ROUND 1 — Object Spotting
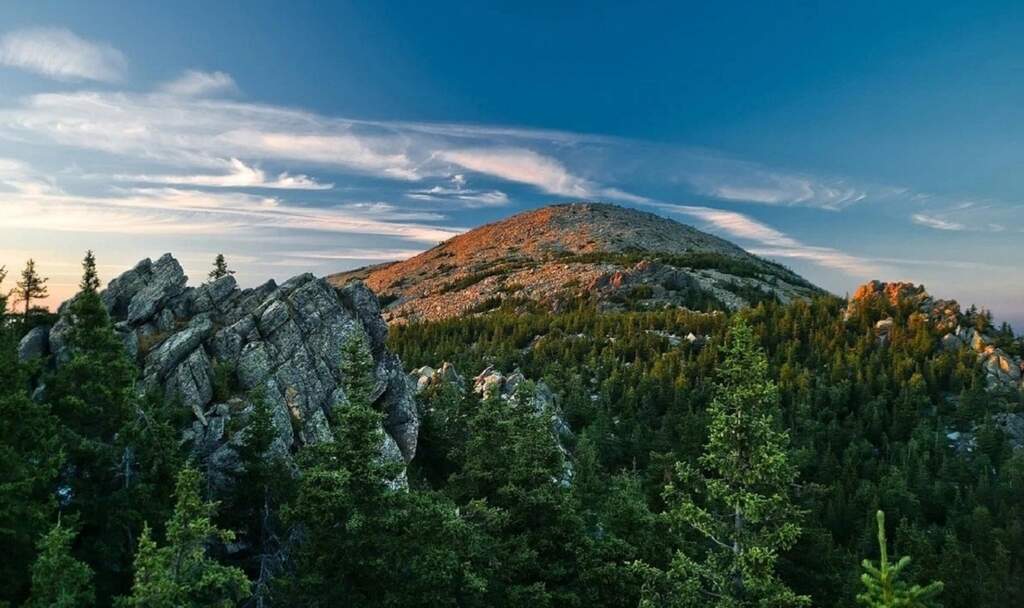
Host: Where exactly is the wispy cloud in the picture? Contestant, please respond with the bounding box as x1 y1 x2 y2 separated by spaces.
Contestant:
117 158 333 190
0 187 461 243
0 27 126 82
911 213 966 231
437 148 592 198
0 157 58 195
406 174 509 207
159 69 237 97
656 203 880 276
692 166 866 209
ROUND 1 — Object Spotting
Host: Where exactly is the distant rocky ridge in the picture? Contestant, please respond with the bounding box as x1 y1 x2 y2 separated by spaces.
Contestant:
847 280 1023 393
19 253 419 488
329 202 821 323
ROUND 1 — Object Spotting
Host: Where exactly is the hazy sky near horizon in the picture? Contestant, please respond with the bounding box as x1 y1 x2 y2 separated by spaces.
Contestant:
0 2 1021 328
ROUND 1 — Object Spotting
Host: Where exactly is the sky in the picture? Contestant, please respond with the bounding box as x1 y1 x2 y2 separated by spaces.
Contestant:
0 2 1021 329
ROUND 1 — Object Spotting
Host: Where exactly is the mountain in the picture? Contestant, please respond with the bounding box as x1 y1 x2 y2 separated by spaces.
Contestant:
328 202 820 323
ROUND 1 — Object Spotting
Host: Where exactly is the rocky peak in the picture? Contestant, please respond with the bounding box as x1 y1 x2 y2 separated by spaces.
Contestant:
21 253 419 490
329 202 821 323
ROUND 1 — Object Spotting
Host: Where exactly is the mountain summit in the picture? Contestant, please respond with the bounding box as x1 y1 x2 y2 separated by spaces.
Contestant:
329 203 819 323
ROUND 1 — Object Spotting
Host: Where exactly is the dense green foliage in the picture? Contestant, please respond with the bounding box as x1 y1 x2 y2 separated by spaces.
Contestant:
26 520 95 608
118 466 250 608
1 249 1021 606
392 295 1024 607
638 319 808 607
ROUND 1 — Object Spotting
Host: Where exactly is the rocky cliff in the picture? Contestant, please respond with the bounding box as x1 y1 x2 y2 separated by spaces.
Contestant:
329 202 820 323
21 253 419 487
847 280 1024 393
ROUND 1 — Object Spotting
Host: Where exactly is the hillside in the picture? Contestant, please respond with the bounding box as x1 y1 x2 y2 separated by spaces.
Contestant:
328 202 820 323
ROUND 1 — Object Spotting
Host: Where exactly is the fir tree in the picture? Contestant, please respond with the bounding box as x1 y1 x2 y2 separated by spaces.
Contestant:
339 329 376 412
646 317 809 607
13 258 49 315
118 466 250 608
26 520 95 608
0 264 7 312
80 250 100 293
208 254 235 282
222 391 294 607
44 252 165 600
857 511 943 608
0 323 62 605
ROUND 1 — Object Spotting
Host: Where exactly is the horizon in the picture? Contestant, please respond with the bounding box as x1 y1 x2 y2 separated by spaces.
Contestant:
0 2 1021 330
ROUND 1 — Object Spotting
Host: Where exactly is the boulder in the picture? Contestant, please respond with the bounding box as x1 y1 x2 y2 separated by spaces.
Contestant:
17 325 50 361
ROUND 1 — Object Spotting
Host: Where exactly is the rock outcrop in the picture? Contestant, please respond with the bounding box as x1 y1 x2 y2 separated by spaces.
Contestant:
24 253 419 489
411 363 575 482
847 280 1023 393
941 325 1023 390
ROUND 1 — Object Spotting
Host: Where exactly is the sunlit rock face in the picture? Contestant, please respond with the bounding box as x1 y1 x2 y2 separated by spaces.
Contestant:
23 253 419 491
846 280 1023 393
328 202 821 324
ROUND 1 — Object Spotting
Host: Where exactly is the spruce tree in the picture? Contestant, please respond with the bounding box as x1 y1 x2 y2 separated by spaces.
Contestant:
0 306 62 605
857 511 943 608
0 264 7 312
222 391 294 606
26 520 95 608
80 250 100 293
118 466 250 608
282 333 484 606
44 251 165 600
208 254 234 282
647 317 808 607
13 258 49 315
339 329 375 411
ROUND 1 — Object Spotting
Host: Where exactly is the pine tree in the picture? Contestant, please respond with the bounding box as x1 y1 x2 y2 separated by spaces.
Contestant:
281 332 485 606
118 466 250 608
80 250 100 293
857 511 943 608
222 391 294 606
44 251 170 601
0 320 62 605
0 264 7 313
208 254 234 282
339 329 376 412
13 258 49 315
646 317 809 607
26 520 95 608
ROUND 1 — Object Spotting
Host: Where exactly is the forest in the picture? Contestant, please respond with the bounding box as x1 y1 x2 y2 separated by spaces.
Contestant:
1 255 1021 607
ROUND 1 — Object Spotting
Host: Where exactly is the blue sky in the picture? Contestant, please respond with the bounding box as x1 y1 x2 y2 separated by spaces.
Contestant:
0 2 1021 328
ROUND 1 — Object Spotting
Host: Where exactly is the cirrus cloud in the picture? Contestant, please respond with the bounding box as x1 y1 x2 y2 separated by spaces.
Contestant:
0 27 126 82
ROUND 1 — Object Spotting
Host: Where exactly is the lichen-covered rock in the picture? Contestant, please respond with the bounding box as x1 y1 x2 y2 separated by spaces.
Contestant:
40 253 419 492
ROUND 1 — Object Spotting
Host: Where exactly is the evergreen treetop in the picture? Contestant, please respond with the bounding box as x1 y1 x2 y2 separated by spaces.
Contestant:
81 250 101 293
208 254 235 282
26 520 95 608
13 258 48 315
857 510 943 608
118 466 250 608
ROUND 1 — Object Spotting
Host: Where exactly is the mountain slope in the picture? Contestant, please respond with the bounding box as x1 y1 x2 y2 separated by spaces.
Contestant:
328 202 820 323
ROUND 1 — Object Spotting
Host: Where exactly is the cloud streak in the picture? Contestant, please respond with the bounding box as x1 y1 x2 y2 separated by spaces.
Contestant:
0 27 126 82
656 203 880 276
117 158 333 190
159 69 237 97
0 187 462 243
912 213 966 231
